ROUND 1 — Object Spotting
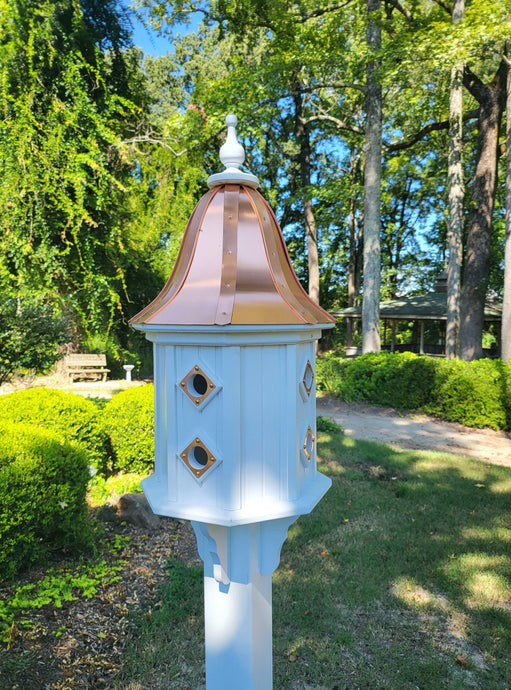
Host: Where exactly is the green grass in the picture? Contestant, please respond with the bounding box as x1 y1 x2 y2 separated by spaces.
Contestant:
88 471 147 507
116 431 511 689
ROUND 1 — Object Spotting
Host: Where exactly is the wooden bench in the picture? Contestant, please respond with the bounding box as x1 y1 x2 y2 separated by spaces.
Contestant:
64 354 110 383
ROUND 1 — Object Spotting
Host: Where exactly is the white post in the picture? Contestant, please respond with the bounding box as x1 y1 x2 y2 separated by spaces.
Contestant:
203 572 272 688
192 517 296 689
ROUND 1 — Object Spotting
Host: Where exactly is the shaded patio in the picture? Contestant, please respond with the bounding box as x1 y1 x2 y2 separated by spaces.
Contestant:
332 286 502 358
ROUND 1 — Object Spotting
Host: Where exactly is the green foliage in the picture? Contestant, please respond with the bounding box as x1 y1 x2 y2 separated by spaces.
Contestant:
426 358 508 431
0 297 69 384
101 384 154 473
316 415 343 434
0 388 109 472
317 351 437 410
0 1 169 365
316 352 350 394
317 352 510 431
0 535 128 645
88 472 146 507
341 352 438 409
0 422 94 581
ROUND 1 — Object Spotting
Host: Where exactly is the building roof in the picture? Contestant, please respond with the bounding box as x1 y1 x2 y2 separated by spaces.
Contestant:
332 293 502 321
130 116 335 328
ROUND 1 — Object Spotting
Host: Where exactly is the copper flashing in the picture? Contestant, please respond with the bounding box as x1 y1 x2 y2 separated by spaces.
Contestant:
130 184 335 327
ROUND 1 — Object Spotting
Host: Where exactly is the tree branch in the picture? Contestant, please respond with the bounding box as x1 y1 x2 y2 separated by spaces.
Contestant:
385 108 479 151
300 0 356 22
120 132 188 157
384 0 413 23
463 64 490 103
302 113 364 135
298 81 367 95
431 0 452 14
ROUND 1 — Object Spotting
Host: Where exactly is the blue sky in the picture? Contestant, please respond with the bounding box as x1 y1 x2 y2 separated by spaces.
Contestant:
130 14 171 56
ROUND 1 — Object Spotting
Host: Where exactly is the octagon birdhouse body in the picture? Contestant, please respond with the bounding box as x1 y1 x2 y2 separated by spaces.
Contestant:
131 115 335 527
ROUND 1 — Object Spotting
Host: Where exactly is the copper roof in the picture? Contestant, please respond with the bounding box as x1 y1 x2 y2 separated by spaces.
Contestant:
131 183 335 327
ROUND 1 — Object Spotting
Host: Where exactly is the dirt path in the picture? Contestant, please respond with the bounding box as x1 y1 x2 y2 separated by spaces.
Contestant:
317 395 511 468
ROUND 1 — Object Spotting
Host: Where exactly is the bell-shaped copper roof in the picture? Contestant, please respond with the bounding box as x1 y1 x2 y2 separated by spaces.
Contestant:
131 116 335 327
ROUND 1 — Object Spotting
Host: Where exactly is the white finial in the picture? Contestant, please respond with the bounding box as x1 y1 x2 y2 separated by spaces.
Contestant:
207 114 259 189
220 115 245 170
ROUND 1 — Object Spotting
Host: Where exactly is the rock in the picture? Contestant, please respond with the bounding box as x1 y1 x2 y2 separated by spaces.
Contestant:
104 492 160 531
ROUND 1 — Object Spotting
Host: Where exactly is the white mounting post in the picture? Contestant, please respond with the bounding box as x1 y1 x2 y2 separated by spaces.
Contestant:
192 517 297 689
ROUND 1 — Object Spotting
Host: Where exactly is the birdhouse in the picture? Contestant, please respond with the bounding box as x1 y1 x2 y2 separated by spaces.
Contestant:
131 115 335 527
131 115 336 689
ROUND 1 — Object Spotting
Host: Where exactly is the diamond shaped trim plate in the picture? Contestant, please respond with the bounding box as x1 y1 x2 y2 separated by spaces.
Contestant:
302 360 314 397
179 365 216 407
180 437 216 479
303 426 315 462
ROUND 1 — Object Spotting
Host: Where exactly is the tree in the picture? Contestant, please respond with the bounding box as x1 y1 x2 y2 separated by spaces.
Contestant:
0 0 167 363
362 0 382 353
0 297 69 384
446 0 464 359
459 59 507 360
502 50 511 362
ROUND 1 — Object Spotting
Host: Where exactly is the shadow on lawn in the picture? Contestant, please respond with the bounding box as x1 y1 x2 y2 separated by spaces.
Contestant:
271 431 511 690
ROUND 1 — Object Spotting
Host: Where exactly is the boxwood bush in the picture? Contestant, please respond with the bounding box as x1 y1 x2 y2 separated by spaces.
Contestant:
317 351 511 431
0 422 94 580
317 351 437 410
0 388 109 473
425 358 508 431
101 384 154 474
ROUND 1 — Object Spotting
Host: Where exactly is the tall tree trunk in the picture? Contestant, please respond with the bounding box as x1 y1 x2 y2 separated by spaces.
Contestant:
362 0 382 354
446 0 464 359
347 148 362 348
460 62 506 360
294 89 320 304
502 54 511 362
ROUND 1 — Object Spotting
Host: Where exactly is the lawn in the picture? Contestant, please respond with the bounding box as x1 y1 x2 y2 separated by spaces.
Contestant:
115 427 511 689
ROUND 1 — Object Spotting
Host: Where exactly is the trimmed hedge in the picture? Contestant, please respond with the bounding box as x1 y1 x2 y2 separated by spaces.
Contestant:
424 358 508 431
0 422 94 580
317 351 436 410
101 384 154 474
317 352 511 431
0 389 109 473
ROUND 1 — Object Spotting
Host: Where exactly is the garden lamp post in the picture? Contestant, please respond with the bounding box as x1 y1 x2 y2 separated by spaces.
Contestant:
130 114 335 689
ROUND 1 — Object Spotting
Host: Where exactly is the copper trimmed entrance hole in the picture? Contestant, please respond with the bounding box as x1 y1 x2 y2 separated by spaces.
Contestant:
302 360 314 397
303 426 315 462
180 365 216 406
180 437 216 478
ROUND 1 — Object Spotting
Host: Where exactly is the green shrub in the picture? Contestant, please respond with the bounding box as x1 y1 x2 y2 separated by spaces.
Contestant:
101 384 154 473
343 352 437 409
317 352 509 431
320 351 437 410
316 353 349 395
0 296 69 385
0 389 109 473
0 422 94 580
426 358 507 430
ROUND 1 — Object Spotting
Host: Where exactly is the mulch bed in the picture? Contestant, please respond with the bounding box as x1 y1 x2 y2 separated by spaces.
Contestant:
0 513 201 690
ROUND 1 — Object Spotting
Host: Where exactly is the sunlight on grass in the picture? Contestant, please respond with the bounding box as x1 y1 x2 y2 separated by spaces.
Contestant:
392 577 450 612
488 477 511 494
88 471 149 506
462 526 511 542
443 553 511 610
